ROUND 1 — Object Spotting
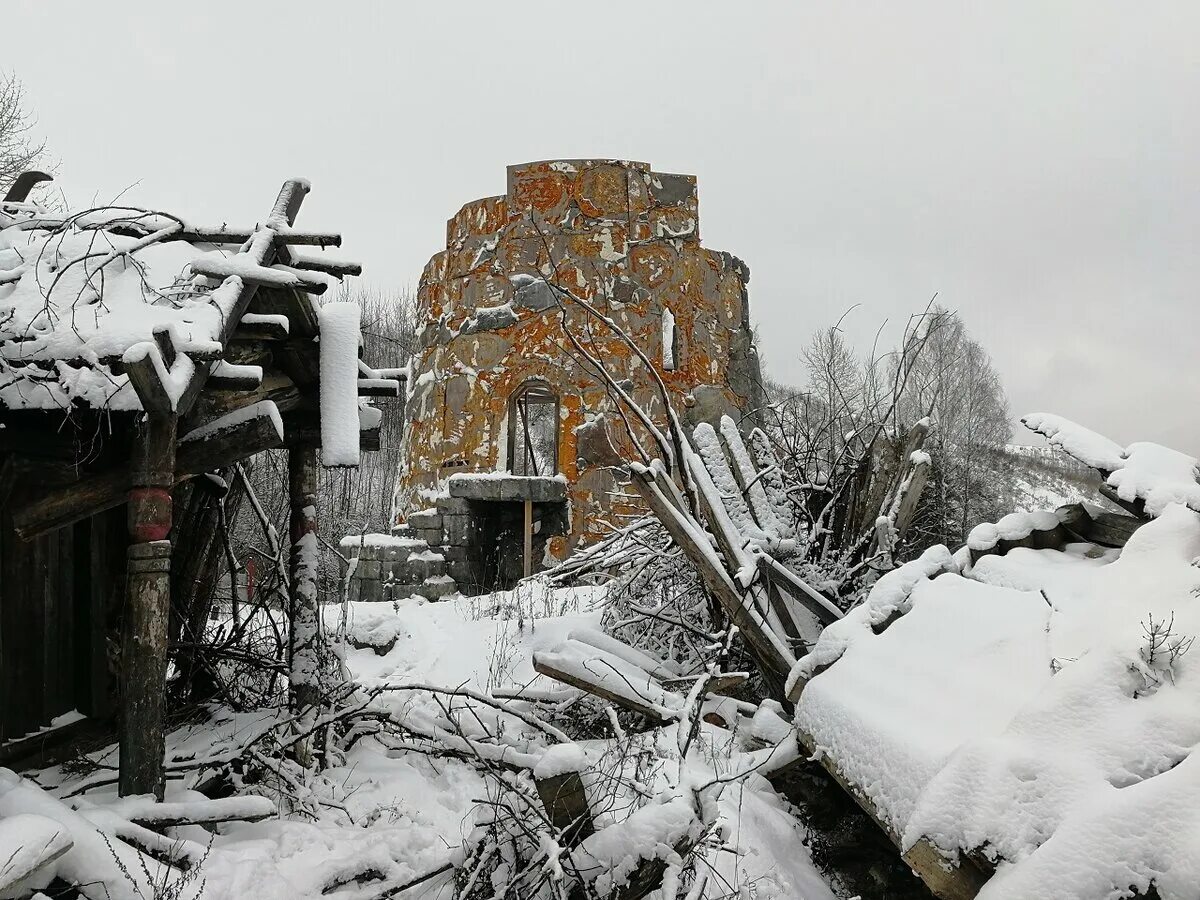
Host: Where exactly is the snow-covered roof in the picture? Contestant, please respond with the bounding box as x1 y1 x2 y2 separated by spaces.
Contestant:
0 184 340 412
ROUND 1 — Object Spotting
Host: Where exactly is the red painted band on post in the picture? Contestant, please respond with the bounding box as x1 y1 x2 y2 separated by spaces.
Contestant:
129 487 172 542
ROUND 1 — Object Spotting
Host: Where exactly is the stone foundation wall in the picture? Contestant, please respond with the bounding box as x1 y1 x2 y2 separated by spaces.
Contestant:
396 158 762 569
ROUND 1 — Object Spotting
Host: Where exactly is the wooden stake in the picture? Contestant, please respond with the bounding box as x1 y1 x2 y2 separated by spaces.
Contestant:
523 499 533 579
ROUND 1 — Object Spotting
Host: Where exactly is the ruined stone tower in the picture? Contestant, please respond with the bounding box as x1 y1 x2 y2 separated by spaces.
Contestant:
395 158 761 591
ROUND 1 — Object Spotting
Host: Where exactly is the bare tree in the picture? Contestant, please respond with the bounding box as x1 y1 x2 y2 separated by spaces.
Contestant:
896 306 1012 548
0 73 49 191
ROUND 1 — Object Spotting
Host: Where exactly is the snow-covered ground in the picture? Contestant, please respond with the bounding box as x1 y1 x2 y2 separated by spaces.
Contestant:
18 584 837 900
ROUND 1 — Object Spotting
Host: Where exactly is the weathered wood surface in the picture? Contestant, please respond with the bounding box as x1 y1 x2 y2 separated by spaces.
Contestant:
120 405 177 799
120 539 173 799
1058 503 1143 548
533 650 673 723
117 795 277 829
189 258 329 295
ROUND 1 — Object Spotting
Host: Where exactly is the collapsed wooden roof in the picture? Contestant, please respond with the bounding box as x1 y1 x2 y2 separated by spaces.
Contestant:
0 176 404 539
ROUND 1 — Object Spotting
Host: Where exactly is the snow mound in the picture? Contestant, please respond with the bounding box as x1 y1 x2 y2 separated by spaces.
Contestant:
797 503 1200 898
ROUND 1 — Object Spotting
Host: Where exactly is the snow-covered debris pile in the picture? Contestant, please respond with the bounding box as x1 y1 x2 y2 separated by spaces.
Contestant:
1023 412 1200 516
795 495 1200 898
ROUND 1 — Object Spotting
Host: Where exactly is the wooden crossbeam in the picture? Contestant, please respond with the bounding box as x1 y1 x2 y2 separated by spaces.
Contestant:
175 179 312 419
207 361 263 392
189 258 329 295
357 378 402 397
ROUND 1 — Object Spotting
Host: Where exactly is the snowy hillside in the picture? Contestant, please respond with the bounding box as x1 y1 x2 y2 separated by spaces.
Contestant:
988 444 1101 513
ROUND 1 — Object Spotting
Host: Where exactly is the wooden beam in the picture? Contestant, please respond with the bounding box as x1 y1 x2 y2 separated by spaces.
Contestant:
630 464 793 696
1057 503 1143 548
232 316 290 341
12 404 286 539
523 499 534 579
534 768 594 848
207 361 263 392
1097 482 1147 519
175 178 311 419
124 341 174 417
288 253 362 278
532 652 670 723
200 371 304 420
2 170 52 203
796 727 990 899
357 378 402 398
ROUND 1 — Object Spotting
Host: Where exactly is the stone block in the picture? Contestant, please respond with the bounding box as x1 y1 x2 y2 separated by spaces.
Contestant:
412 526 444 548
448 476 502 501
394 554 446 582
355 559 381 580
358 578 385 603
436 497 473 515
418 575 458 601
443 513 473 546
406 509 441 529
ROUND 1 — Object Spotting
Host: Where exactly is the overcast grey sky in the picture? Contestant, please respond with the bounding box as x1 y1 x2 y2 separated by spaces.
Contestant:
6 2 1198 448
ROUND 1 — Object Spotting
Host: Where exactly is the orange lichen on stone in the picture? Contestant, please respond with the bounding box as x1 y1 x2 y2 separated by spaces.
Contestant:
397 159 761 585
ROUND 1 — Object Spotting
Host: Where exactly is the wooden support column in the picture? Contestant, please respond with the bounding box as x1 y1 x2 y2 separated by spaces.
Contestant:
119 412 176 799
288 443 323 765
523 499 533 579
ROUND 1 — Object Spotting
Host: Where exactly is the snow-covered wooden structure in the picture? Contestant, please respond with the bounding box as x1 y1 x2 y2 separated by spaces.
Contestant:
789 413 1200 899
0 175 397 796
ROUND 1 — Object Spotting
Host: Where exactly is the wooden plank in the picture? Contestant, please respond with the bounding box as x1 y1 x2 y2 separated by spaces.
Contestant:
532 650 674 724
288 254 362 277
357 378 402 398
200 371 303 420
0 814 73 894
630 464 793 696
1097 482 1147 519
189 258 329 295
658 672 749 695
231 318 290 341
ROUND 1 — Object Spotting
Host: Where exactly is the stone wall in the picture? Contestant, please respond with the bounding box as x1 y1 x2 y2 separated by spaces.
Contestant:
340 535 456 603
396 158 762 571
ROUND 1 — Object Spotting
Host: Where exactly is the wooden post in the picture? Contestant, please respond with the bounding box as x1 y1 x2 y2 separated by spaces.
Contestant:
288 443 323 765
535 769 594 848
523 499 533 579
119 413 176 799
